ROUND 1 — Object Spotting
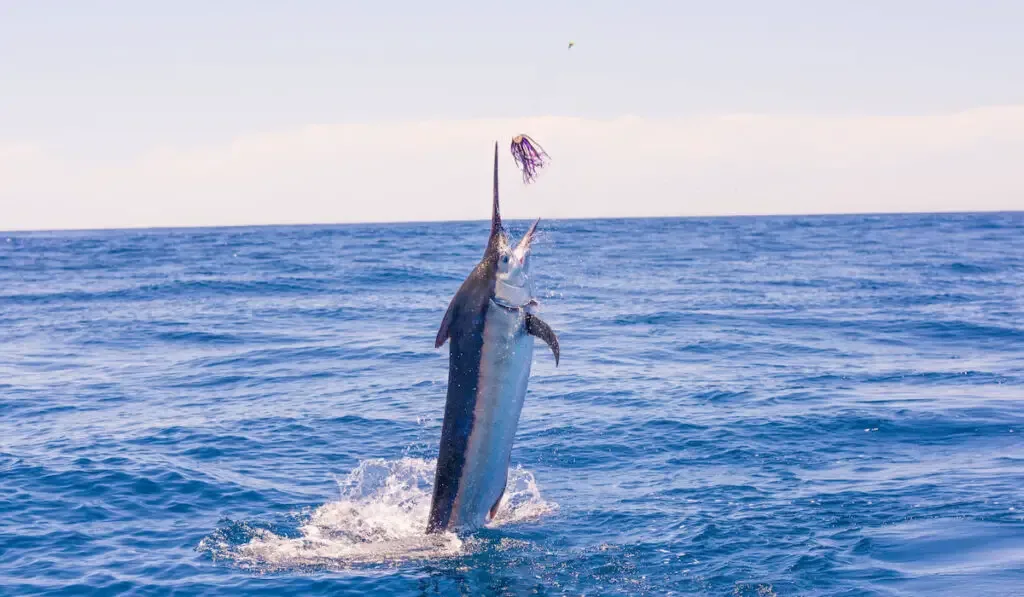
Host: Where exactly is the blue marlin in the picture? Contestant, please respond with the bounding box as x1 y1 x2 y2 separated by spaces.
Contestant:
426 142 560 533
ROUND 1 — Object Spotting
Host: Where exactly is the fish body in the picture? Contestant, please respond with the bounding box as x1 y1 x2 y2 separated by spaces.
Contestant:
426 143 559 533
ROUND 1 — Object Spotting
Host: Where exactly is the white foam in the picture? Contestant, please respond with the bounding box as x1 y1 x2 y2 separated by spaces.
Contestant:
198 457 556 570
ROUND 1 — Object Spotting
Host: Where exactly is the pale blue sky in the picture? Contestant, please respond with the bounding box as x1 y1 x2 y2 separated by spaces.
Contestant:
1 1 1023 229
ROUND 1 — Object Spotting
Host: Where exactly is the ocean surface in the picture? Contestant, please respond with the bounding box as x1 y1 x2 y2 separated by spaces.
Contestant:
1 212 1022 596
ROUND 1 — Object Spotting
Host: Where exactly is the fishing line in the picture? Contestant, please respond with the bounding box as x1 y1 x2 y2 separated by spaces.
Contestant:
507 40 575 186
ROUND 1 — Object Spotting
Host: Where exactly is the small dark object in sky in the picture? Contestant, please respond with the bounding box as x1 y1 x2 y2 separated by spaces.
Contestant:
510 135 550 184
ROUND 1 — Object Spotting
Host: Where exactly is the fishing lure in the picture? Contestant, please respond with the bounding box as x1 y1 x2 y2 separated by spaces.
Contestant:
509 134 550 184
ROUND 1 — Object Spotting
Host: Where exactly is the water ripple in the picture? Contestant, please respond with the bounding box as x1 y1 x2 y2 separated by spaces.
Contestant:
1 213 1022 595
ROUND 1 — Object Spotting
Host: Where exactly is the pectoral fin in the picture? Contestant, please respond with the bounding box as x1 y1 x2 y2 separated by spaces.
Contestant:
525 313 560 366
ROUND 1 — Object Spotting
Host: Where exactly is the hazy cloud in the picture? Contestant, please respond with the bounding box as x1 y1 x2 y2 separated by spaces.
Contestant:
2 106 1023 231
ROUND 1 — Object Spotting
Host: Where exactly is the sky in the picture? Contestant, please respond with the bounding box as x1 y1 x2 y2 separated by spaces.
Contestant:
1 0 1023 231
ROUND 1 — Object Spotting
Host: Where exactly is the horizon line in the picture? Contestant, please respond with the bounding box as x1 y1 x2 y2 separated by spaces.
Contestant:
3 207 1019 236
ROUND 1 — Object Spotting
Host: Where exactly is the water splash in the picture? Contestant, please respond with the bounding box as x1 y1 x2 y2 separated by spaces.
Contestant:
197 457 556 571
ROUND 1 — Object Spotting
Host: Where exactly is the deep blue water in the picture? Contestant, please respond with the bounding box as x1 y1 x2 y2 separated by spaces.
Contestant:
1 213 1023 596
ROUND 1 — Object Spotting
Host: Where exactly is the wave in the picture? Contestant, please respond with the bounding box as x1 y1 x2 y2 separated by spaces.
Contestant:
197 457 556 572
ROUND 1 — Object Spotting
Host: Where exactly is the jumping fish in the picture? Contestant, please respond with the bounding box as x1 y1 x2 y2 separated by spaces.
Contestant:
426 142 560 533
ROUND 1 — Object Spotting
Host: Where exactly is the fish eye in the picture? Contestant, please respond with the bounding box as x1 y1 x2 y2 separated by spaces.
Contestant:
501 255 510 264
